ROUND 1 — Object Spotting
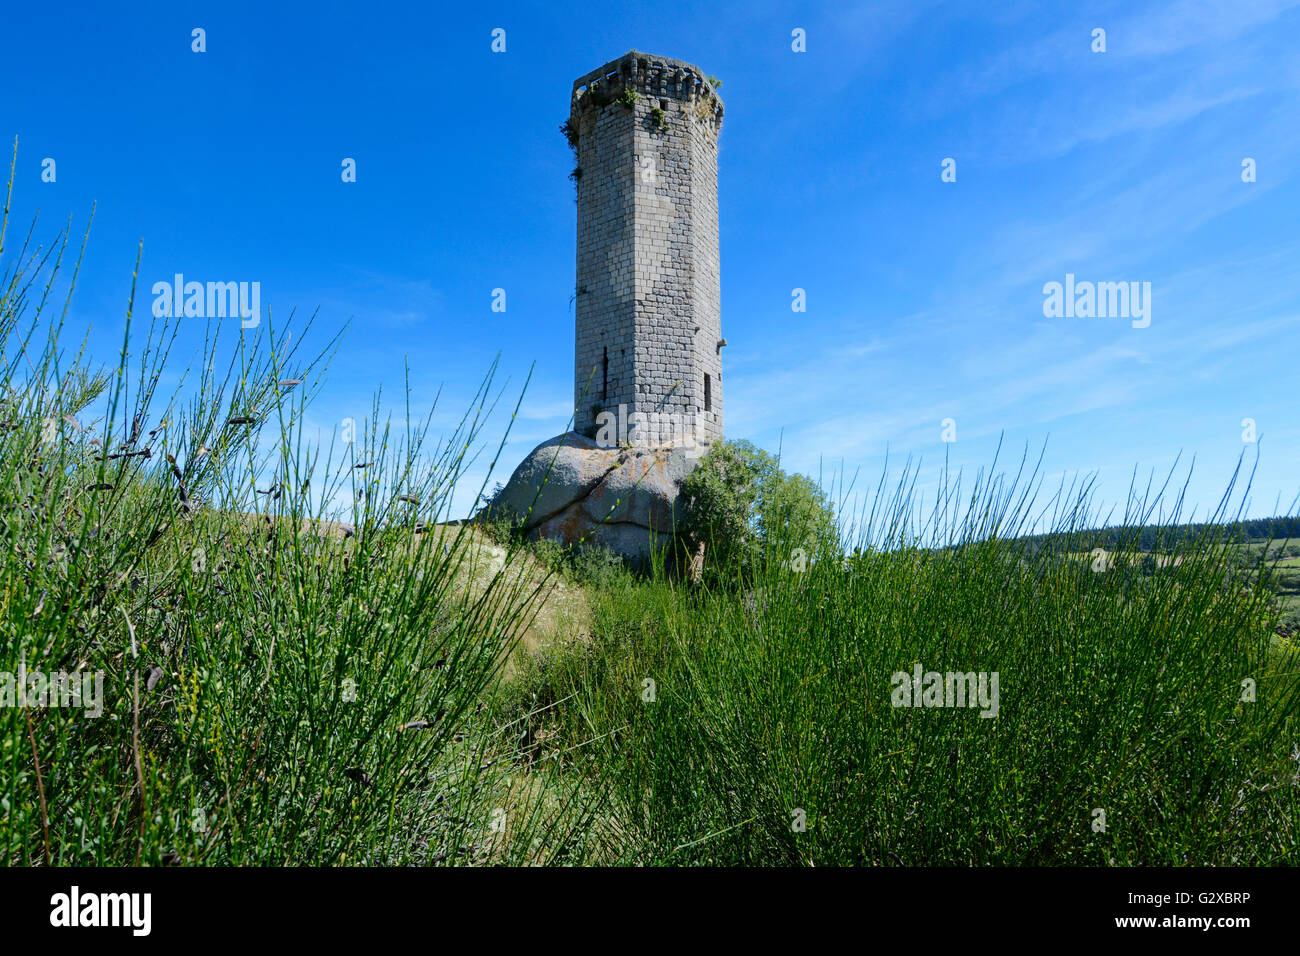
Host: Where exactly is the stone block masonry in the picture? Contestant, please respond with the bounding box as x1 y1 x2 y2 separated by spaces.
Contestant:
570 51 724 444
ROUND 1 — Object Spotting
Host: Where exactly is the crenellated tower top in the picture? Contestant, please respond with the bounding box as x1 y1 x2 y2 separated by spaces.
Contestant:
570 50 724 134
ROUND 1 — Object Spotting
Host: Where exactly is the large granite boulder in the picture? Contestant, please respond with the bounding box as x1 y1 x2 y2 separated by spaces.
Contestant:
489 432 705 564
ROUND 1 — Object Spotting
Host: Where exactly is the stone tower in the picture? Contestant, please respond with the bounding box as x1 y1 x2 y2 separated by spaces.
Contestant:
569 51 724 446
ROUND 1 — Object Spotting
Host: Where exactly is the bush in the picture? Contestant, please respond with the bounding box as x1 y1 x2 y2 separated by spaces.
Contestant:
524 538 629 589
567 544 629 588
680 439 836 582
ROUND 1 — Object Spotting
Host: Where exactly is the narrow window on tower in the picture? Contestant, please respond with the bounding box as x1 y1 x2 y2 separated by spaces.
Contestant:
704 373 712 411
602 348 608 401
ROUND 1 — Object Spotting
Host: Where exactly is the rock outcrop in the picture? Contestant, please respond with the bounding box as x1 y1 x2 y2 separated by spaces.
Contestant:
489 432 704 564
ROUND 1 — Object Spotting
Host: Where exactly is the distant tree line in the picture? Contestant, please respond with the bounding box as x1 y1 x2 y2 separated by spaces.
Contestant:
1020 515 1300 554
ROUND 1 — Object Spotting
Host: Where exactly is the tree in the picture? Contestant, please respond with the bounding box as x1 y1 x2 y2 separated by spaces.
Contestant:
680 439 836 581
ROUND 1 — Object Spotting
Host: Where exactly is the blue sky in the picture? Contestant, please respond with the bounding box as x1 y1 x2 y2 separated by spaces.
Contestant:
4 0 1298 525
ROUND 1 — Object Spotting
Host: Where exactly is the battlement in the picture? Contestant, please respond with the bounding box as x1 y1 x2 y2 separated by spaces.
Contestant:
570 50 724 128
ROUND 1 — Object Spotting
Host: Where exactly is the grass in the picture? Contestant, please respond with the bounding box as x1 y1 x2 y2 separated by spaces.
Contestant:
498 465 1300 865
0 153 602 866
3 151 1297 866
